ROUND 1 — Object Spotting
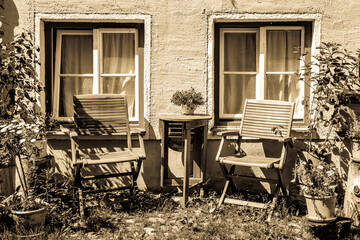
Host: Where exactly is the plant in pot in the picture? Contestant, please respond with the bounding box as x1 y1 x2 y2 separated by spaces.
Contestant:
295 156 340 222
171 87 205 115
0 31 49 235
294 42 360 222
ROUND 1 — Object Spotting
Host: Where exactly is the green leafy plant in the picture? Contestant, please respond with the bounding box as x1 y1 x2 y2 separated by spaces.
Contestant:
294 159 340 197
0 31 44 168
300 42 360 158
0 31 49 215
171 87 205 110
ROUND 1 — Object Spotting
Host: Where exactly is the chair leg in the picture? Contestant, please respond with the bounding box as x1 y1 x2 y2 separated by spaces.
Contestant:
218 164 237 207
78 187 84 218
266 184 280 222
219 163 237 193
218 179 231 207
74 165 85 217
277 169 287 197
130 160 143 195
130 161 136 195
228 165 237 193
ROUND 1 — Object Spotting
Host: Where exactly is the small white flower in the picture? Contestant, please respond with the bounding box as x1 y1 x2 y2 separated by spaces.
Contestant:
30 139 36 143
19 139 26 144
317 165 324 170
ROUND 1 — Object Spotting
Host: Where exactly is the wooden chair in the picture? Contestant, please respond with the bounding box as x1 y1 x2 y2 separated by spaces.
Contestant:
215 99 294 221
69 94 146 216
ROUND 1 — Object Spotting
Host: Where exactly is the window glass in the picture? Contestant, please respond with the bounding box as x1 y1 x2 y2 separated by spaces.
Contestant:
224 32 256 72
266 30 301 72
59 77 93 117
59 35 93 117
102 33 135 74
61 35 93 74
223 74 256 115
103 76 135 118
265 30 302 117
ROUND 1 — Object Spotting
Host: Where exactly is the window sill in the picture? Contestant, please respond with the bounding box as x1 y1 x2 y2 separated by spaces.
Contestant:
209 126 310 140
46 126 146 140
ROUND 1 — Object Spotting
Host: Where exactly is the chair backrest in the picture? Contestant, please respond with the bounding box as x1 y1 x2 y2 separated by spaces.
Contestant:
240 99 295 140
73 94 132 148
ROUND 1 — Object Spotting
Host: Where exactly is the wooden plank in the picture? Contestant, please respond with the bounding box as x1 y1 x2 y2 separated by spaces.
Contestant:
164 178 202 187
223 198 267 209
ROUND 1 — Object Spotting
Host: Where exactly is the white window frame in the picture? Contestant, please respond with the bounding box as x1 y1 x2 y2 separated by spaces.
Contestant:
53 28 139 122
219 26 305 120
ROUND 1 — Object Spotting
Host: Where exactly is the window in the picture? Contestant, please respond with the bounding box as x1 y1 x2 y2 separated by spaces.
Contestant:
218 25 307 122
53 28 139 122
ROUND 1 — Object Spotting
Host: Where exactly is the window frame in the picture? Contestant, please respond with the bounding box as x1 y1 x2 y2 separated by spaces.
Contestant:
218 25 306 122
53 28 140 122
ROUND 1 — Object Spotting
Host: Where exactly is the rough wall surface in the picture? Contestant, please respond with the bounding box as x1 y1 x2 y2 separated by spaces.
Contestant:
4 0 360 189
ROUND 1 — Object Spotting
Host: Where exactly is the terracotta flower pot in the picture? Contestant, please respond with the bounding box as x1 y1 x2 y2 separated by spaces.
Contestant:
304 194 337 223
181 105 195 115
11 206 47 229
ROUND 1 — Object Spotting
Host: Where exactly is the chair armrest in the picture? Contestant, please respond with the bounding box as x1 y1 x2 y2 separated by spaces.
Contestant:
63 129 79 165
131 128 146 136
136 131 146 160
217 130 240 137
278 137 292 143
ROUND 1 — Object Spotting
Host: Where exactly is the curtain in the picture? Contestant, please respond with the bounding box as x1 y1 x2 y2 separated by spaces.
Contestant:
102 33 135 118
223 32 256 115
266 30 302 116
60 35 93 117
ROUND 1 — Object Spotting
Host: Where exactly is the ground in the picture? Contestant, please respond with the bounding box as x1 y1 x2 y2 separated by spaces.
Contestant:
1 189 359 239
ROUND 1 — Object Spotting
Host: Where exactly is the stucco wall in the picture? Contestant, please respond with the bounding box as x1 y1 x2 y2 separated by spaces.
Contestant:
4 0 360 191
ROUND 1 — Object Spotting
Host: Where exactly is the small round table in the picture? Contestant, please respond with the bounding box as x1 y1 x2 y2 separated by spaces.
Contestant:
159 114 211 207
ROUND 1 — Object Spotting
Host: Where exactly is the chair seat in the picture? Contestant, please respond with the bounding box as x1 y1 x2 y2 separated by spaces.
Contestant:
76 150 140 166
218 155 280 169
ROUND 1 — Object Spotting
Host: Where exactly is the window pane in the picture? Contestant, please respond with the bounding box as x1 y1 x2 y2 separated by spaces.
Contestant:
102 33 135 74
265 74 303 116
223 74 256 115
102 76 135 118
61 35 93 74
59 77 93 117
266 30 301 72
224 32 256 72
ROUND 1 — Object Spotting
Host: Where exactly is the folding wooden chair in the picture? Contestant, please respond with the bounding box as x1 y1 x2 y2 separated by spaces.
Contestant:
69 94 146 216
215 99 294 221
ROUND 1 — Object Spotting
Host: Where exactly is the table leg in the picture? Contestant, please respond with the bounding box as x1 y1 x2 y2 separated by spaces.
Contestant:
183 127 191 208
200 125 208 198
160 121 168 189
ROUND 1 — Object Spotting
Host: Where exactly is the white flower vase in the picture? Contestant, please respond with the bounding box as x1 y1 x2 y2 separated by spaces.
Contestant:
181 105 195 115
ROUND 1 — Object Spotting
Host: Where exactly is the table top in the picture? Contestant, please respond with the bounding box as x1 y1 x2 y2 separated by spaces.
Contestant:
159 114 212 122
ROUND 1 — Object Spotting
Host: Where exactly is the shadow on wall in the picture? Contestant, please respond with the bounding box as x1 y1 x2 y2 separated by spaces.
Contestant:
0 0 19 43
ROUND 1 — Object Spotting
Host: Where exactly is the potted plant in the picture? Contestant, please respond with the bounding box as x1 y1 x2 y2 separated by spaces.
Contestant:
171 87 205 114
0 31 49 235
295 157 340 222
294 42 360 222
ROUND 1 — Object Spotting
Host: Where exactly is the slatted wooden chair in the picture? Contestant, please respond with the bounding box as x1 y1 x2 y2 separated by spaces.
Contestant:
215 99 294 221
69 94 146 216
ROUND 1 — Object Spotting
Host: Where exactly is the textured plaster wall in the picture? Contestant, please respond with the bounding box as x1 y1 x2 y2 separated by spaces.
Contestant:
7 0 360 190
